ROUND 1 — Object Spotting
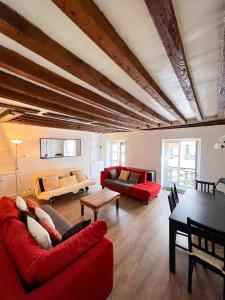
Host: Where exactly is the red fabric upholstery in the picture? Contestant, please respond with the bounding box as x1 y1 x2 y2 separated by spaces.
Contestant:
0 196 20 224
0 227 113 300
3 219 108 286
26 198 39 215
39 220 62 245
103 166 146 183
101 167 160 202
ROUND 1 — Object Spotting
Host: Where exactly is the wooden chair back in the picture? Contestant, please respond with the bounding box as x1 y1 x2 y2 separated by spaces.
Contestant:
168 189 176 213
187 217 225 268
173 183 179 203
195 180 216 194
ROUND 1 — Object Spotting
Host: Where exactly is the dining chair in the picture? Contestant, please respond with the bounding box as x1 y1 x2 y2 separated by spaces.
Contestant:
195 180 216 194
173 183 179 203
216 178 225 193
168 190 187 251
187 217 225 299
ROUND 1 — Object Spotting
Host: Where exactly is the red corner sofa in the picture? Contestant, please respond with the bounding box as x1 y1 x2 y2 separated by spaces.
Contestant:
0 197 113 300
101 166 161 204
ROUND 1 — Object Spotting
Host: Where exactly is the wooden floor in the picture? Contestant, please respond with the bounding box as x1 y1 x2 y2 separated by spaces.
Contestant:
39 187 222 300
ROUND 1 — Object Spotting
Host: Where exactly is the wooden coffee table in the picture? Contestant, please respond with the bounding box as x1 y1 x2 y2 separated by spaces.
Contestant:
80 189 120 221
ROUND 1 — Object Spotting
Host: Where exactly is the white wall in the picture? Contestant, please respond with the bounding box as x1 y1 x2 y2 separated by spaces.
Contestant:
0 123 103 196
104 125 225 184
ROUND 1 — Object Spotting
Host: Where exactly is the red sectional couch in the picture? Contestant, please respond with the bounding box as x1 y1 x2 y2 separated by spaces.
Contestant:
101 166 161 204
0 197 113 300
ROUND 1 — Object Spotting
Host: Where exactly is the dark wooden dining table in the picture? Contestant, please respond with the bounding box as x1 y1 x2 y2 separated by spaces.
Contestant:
169 189 225 273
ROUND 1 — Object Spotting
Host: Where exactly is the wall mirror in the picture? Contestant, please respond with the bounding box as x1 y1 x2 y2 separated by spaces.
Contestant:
40 138 81 159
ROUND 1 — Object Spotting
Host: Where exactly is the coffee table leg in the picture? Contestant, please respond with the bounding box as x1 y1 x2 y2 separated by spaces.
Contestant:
94 210 98 221
81 203 84 216
116 198 119 210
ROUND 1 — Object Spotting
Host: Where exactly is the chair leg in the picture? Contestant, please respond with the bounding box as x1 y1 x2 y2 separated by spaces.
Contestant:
188 257 194 293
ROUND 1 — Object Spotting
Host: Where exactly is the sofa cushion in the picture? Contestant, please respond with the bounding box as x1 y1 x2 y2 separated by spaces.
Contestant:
0 197 20 224
62 219 91 241
109 169 118 180
26 198 39 215
59 175 77 188
27 216 52 250
2 219 107 286
38 178 45 192
130 182 161 199
35 207 55 228
20 210 38 225
104 179 133 190
71 170 86 183
118 170 130 182
42 176 59 192
41 205 72 236
128 172 140 184
39 220 62 246
16 195 28 212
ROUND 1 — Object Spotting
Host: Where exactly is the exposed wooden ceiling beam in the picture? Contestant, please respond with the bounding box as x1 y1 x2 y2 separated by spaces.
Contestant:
51 0 186 123
144 0 203 121
218 27 225 115
0 2 170 124
0 71 152 128
43 112 136 131
9 114 129 133
0 45 168 125
144 118 225 131
0 108 22 122
0 87 142 129
0 102 39 114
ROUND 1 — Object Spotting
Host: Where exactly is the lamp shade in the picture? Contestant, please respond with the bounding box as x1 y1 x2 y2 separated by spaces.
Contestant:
10 139 23 145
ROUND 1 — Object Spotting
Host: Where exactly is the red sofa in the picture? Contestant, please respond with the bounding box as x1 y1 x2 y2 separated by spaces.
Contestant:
101 166 161 204
0 197 113 300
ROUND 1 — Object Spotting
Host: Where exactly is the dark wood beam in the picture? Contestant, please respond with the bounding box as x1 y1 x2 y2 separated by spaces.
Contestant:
0 45 168 125
0 87 141 129
9 114 129 133
51 0 186 123
43 112 135 131
0 102 39 114
0 2 171 124
0 71 151 128
144 118 225 131
145 0 203 121
218 27 225 115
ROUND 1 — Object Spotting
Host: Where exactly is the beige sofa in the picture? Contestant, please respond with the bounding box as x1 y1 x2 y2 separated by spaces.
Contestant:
32 168 95 201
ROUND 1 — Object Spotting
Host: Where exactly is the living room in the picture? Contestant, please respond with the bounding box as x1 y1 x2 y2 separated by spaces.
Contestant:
0 0 225 299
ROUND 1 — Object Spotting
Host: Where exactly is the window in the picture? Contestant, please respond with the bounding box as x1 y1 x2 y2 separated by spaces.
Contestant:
162 139 200 189
108 140 125 166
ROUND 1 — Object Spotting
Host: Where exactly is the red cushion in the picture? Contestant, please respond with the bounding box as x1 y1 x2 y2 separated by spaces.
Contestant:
131 182 161 199
26 198 39 215
0 197 20 224
39 220 62 245
3 219 107 286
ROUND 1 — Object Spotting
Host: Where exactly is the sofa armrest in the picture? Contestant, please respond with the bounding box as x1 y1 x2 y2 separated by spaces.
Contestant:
100 171 105 186
26 238 113 300
30 221 107 284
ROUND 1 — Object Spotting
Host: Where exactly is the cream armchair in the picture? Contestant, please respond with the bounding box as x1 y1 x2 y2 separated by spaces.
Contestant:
32 168 95 202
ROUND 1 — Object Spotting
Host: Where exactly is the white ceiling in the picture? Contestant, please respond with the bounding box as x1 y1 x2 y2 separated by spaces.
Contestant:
0 0 225 122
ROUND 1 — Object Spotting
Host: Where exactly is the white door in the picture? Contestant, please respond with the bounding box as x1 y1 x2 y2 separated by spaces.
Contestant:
163 139 198 189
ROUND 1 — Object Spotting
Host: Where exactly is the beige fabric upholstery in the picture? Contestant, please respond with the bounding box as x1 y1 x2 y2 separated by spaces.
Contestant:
119 170 130 182
189 245 224 271
32 168 95 201
42 175 59 192
59 175 77 188
71 170 86 183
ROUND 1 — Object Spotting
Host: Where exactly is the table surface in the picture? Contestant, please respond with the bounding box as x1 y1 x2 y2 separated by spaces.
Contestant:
169 189 225 232
80 189 120 208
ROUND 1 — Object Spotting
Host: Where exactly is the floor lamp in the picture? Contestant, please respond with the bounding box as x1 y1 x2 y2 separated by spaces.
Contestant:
10 139 23 195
